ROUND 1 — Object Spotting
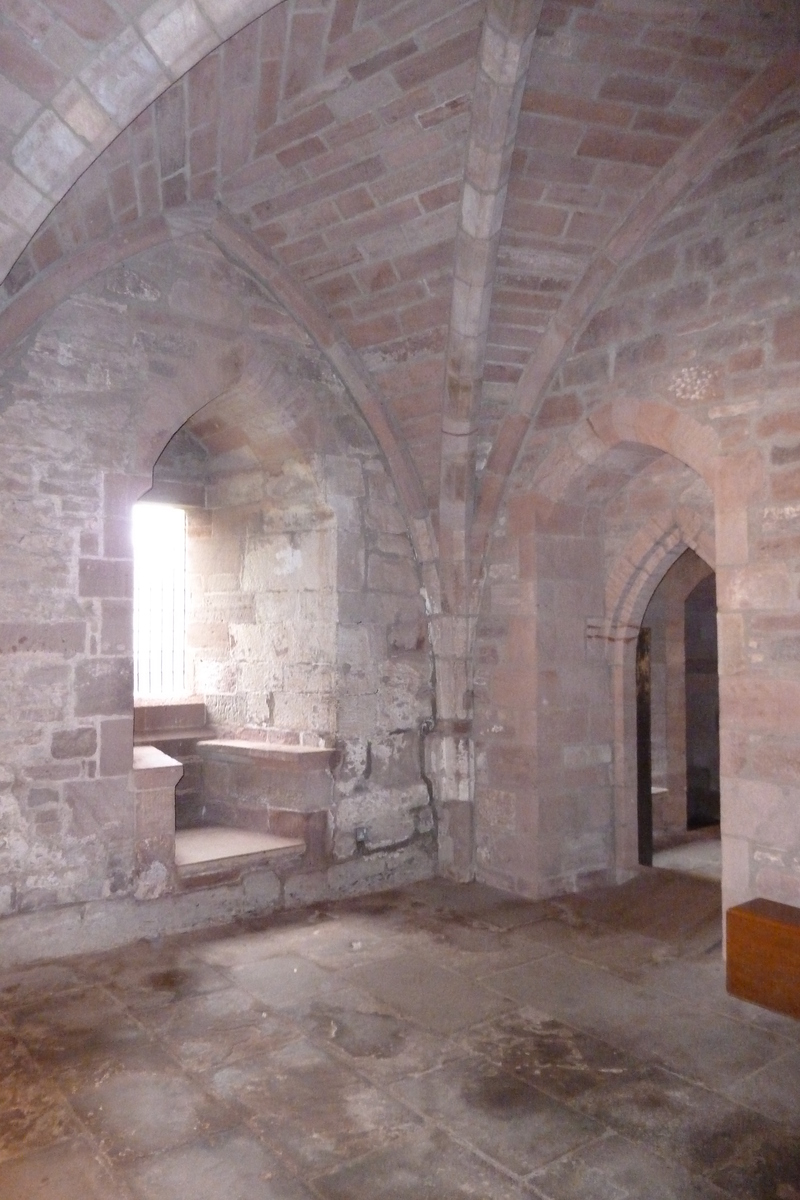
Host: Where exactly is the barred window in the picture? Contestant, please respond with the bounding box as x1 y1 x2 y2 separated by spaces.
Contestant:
132 503 187 699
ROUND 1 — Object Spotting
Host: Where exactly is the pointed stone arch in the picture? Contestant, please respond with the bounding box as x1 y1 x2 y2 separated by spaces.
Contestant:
601 512 716 876
472 49 800 575
605 508 715 638
525 397 767 901
0 206 436 582
0 0 288 284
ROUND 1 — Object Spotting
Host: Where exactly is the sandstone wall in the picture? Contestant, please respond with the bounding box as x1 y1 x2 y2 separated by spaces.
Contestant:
0 233 434 921
474 89 800 912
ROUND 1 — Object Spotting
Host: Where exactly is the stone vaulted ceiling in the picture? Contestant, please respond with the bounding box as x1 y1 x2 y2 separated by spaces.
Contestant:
1 0 800 611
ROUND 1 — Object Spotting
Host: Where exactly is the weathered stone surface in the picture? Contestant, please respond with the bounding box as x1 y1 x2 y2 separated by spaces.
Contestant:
74 658 133 717
0 0 799 961
51 727 97 760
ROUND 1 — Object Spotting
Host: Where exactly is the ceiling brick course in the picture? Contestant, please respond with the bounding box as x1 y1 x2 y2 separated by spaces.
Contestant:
0 0 797 582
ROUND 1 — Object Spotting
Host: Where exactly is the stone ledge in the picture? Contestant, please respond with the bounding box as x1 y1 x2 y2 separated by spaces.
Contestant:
134 728 209 745
131 744 184 789
175 825 306 887
175 825 305 866
133 700 207 736
197 739 340 770
0 840 436 969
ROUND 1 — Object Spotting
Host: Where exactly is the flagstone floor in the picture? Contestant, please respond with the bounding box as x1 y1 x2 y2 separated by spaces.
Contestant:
0 869 797 1199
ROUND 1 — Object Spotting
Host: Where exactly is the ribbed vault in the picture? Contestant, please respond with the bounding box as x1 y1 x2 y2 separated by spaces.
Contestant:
2 0 798 597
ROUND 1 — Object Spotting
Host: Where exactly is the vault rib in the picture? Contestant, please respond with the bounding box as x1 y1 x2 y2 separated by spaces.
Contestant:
438 0 542 615
209 209 439 596
471 47 800 579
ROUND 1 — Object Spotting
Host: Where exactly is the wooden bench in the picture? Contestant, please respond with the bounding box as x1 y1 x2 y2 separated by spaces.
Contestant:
726 897 800 1020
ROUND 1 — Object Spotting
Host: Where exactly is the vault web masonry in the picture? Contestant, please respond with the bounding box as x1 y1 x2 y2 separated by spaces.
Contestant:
0 7 798 1189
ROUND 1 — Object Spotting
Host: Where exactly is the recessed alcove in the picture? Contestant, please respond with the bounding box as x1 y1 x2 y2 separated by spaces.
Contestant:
129 322 433 887
132 419 341 877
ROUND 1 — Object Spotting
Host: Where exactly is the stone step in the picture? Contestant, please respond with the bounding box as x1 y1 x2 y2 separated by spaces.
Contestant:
175 825 305 885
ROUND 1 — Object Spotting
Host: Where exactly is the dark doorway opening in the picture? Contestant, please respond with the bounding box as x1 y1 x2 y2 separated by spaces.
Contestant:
684 573 720 829
636 626 653 867
636 550 721 879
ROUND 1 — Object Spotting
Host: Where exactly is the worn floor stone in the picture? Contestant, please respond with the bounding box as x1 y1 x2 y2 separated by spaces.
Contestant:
69 1068 239 1162
207 1036 420 1173
0 1033 79 1164
391 1056 601 1175
137 986 299 1075
227 954 353 1016
314 1126 538 1199
0 1139 135 1200
486 952 790 1090
347 951 513 1034
8 987 163 1091
461 1009 636 1102
0 875 797 1199
121 1131 317 1200
0 964 84 1007
300 993 466 1084
527 1131 728 1200
724 1049 800 1127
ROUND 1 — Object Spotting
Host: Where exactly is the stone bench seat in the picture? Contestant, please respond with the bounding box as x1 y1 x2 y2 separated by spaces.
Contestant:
190 738 334 868
196 739 338 769
134 727 210 746
175 825 305 884
129 731 334 892
196 737 338 822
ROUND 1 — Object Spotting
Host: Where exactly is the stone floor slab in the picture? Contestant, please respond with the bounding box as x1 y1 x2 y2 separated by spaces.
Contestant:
0 1138 135 1200
299 994 467 1082
634 953 800 1042
461 1007 636 1102
135 984 300 1075
0 963 84 1008
572 1062 792 1179
707 1122 800 1199
391 1056 600 1175
121 1130 317 1200
192 909 392 969
400 879 548 930
400 918 557 981
69 1067 239 1161
227 954 350 1014
0 872 797 1200
347 951 512 1034
723 1048 800 1129
0 1033 79 1164
81 942 229 1014
625 1004 791 1090
485 953 788 1089
9 986 164 1091
206 1035 421 1173
548 872 721 947
528 1131 728 1200
312 1125 538 1199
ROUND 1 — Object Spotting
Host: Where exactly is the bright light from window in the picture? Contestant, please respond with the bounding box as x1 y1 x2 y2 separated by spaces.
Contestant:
133 503 187 699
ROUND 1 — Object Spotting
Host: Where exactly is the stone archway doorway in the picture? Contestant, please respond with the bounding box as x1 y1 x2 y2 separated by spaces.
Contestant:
636 549 721 880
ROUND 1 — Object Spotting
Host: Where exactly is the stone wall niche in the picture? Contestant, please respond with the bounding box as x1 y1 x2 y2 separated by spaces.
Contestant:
0 233 434 944
140 360 435 898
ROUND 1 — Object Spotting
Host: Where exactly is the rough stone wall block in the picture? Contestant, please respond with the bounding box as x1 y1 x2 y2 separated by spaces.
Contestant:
130 744 181 898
